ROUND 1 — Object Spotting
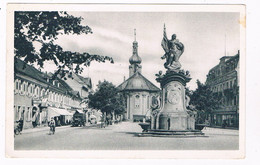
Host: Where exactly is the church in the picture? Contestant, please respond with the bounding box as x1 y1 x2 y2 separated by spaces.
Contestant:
117 30 160 121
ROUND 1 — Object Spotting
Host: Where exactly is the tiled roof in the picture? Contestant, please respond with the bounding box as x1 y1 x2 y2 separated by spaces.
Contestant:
77 74 92 88
117 72 160 92
14 58 80 98
14 58 46 83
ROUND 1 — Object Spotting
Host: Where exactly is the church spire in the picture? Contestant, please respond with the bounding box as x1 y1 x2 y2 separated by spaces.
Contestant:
134 28 136 41
129 29 142 65
129 29 142 77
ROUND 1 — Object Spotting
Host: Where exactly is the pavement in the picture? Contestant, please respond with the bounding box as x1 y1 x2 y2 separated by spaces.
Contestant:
14 121 239 150
21 123 100 134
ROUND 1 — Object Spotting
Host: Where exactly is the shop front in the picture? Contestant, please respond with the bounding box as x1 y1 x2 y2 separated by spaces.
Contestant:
48 107 73 126
211 111 238 128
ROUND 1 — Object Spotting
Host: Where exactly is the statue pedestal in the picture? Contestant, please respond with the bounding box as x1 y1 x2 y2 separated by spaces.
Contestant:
156 71 194 131
159 112 188 130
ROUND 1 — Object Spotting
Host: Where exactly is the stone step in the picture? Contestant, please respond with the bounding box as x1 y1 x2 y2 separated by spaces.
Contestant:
139 131 205 136
148 129 202 133
136 133 208 138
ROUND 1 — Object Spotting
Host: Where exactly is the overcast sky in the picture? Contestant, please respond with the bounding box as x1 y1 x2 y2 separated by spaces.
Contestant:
43 12 240 90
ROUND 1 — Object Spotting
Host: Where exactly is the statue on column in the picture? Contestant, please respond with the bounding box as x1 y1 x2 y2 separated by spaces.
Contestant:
161 24 185 72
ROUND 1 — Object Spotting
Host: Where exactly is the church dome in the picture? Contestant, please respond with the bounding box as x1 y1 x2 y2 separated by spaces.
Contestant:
129 29 142 65
129 53 142 64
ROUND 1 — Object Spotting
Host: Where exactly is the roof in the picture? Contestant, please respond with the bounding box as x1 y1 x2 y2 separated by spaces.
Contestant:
14 58 81 98
14 58 46 83
209 53 239 73
77 74 92 88
117 72 160 92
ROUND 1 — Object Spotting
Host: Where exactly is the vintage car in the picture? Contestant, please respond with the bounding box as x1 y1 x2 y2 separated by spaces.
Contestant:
72 110 86 127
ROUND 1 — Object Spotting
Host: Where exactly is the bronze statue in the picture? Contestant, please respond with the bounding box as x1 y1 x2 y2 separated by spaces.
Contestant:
161 24 184 72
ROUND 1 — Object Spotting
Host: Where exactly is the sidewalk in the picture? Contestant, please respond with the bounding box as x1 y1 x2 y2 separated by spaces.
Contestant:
208 126 239 130
202 127 239 136
21 125 72 134
21 123 103 134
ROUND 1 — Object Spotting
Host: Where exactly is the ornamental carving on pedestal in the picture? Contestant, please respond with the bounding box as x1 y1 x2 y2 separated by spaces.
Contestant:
165 82 183 111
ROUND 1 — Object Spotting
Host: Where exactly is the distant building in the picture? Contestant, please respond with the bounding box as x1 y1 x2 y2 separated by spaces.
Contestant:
117 30 160 121
61 71 92 99
206 50 240 128
14 58 82 129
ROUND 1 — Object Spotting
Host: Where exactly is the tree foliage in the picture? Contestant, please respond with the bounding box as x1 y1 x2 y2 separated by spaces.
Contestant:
88 80 126 115
15 11 113 76
190 80 222 123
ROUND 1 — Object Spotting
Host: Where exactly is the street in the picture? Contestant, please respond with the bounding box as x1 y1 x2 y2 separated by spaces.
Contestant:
14 121 239 150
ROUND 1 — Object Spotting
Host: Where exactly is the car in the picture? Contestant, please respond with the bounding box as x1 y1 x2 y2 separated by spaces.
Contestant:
72 110 86 127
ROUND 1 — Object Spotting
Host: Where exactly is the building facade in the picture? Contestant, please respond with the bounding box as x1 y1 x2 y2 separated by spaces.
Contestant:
117 31 160 121
61 71 92 99
206 51 240 128
14 58 83 129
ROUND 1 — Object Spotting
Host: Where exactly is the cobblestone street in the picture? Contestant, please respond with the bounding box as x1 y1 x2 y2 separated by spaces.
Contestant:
14 122 239 150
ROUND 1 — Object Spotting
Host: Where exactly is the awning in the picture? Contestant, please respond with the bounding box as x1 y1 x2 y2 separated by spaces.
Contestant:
76 110 84 114
48 107 73 120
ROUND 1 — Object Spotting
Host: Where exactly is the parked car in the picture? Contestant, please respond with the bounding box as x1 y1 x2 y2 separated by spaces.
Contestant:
72 110 86 127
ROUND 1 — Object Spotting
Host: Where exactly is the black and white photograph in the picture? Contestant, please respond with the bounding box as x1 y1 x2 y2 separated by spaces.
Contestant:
5 4 245 158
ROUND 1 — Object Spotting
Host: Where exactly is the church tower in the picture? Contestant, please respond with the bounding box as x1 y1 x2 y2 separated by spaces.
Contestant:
129 29 142 77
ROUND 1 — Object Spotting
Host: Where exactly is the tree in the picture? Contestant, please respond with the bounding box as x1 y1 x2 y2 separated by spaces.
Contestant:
15 11 113 77
190 80 222 124
88 80 126 116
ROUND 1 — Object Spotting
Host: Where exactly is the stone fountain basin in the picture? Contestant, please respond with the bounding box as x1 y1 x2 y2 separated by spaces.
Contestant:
195 124 209 130
139 123 151 132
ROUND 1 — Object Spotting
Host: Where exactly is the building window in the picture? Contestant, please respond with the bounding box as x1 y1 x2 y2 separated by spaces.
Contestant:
18 80 21 91
40 89 44 97
14 106 16 121
23 82 26 92
147 96 150 108
29 84 32 95
135 95 140 108
19 80 23 95
51 92 54 101
16 106 21 121
14 79 19 93
49 92 52 101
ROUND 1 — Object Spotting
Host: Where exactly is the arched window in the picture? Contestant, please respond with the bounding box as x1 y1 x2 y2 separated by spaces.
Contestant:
23 82 26 93
14 79 19 93
52 92 55 101
18 80 22 94
147 96 150 108
49 92 52 101
34 86 39 97
55 93 57 102
18 80 21 91
41 89 44 97
135 95 140 108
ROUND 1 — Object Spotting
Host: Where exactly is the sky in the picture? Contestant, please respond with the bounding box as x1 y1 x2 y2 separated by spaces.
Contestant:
43 12 240 90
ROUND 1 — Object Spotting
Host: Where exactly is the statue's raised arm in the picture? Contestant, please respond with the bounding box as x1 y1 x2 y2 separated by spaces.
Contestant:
161 24 185 72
